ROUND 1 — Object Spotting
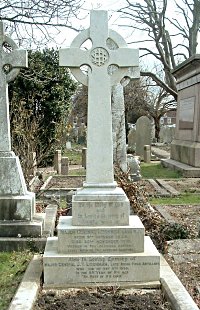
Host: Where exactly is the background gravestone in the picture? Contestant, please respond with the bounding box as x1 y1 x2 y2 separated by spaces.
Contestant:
160 126 175 144
162 55 200 175
135 116 151 159
128 127 136 149
0 22 44 237
171 55 200 166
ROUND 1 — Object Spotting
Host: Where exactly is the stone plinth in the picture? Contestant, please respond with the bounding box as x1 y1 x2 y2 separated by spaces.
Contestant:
72 187 130 226
169 55 200 168
0 152 34 221
44 232 160 287
57 216 144 254
0 152 44 238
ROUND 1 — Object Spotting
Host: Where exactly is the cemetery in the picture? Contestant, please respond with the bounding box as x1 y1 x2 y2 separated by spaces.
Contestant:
0 5 200 310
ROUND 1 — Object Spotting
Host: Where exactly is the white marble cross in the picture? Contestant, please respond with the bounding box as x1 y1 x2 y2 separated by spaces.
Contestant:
60 10 139 188
0 22 27 152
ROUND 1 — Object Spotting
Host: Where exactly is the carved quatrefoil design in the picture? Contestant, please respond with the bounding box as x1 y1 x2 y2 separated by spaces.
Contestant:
90 47 109 66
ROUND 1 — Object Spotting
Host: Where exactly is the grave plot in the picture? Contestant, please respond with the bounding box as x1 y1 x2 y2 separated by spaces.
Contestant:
34 288 171 310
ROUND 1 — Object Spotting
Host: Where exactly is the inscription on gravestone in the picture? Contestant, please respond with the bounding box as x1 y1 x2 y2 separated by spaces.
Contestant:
179 97 195 129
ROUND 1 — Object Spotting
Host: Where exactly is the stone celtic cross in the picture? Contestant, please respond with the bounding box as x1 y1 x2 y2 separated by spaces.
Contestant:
60 10 139 188
0 22 27 152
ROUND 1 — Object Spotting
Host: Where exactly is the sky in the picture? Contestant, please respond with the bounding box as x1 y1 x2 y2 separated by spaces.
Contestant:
54 0 145 51
48 0 200 65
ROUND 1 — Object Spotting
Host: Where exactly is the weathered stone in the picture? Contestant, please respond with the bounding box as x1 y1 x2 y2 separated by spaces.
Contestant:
0 22 43 236
61 157 69 175
144 145 151 163
81 147 87 169
57 216 144 254
54 150 61 174
164 55 200 172
43 10 160 287
136 116 151 159
44 236 160 287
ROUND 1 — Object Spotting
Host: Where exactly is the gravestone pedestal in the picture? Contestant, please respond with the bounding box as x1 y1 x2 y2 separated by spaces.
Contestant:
162 55 200 176
44 185 160 286
0 152 44 237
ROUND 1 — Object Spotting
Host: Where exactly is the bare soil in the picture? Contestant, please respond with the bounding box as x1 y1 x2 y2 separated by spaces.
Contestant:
47 176 85 188
166 178 200 193
34 288 171 310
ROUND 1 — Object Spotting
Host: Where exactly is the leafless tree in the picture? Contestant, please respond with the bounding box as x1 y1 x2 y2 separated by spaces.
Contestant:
118 0 200 101
124 77 176 140
0 0 84 46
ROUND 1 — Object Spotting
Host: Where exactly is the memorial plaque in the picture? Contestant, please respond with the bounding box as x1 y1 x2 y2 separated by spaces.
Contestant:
57 216 144 254
179 96 195 129
44 237 160 286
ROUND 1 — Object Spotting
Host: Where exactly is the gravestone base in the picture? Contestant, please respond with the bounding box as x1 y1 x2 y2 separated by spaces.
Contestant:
0 213 45 237
0 152 46 237
170 140 200 167
0 194 35 221
161 158 200 177
58 216 144 254
72 186 130 226
43 235 160 287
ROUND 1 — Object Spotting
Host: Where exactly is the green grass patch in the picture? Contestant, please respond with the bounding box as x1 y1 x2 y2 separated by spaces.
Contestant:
68 168 86 176
141 162 182 179
63 144 83 165
150 193 200 205
0 251 33 310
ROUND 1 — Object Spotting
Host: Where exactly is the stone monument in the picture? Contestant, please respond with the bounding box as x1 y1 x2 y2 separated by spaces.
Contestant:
108 38 140 173
136 116 151 159
43 10 160 287
0 22 44 237
162 55 200 176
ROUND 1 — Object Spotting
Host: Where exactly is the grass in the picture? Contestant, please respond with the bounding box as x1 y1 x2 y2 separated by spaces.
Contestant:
141 162 182 179
150 193 200 205
0 251 33 310
68 168 86 176
63 143 84 165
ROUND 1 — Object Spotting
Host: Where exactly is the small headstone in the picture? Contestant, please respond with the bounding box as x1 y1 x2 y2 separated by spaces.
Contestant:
127 154 141 181
128 127 136 150
160 126 175 144
136 116 151 159
61 157 69 175
144 145 151 163
66 141 72 149
81 147 87 169
78 122 87 145
54 150 61 174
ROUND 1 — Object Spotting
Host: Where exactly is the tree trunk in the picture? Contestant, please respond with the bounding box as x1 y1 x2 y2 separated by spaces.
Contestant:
154 116 161 142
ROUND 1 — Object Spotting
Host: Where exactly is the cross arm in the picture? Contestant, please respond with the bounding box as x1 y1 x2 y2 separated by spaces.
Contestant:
3 49 28 68
110 48 139 67
59 48 90 68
